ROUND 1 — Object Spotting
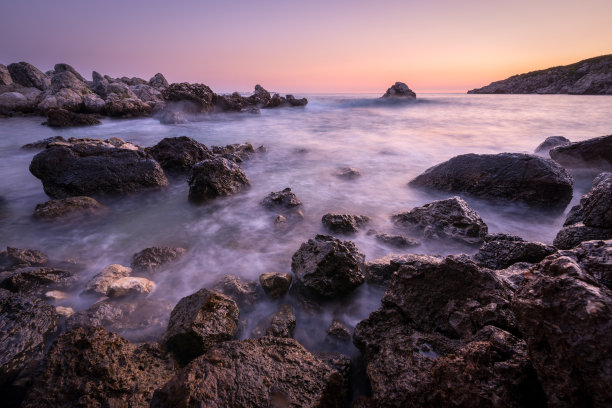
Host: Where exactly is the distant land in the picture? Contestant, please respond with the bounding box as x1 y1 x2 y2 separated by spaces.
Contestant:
468 55 612 95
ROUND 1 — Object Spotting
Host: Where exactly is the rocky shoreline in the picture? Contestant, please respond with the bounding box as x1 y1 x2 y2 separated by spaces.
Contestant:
1 83 612 407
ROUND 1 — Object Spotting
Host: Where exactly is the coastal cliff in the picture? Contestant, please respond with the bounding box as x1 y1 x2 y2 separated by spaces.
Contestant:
468 54 612 95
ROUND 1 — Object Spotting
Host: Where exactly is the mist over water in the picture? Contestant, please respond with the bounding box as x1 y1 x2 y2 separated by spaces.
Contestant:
1 93 611 349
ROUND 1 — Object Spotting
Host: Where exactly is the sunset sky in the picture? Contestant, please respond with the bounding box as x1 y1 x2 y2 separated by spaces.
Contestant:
1 0 610 93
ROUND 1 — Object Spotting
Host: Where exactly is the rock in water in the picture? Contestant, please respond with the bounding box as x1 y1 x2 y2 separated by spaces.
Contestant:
534 136 571 155
0 247 48 271
83 264 132 296
29 138 169 198
291 234 365 298
21 326 174 408
321 213 370 234
147 136 213 173
512 240 612 407
549 134 612 171
473 233 556 269
409 153 573 209
381 82 416 98
106 277 155 298
161 82 216 113
211 274 262 310
44 108 101 127
265 304 296 338
0 267 76 297
260 188 303 212
188 157 250 203
259 272 292 299
131 246 187 273
151 336 346 408
164 289 239 364
33 196 105 220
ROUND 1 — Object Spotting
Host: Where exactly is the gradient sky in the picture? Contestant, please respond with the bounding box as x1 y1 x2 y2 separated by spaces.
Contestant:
1 0 610 93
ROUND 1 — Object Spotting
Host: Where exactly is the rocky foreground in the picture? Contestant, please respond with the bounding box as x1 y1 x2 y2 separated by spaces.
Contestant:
1 120 612 406
468 54 612 95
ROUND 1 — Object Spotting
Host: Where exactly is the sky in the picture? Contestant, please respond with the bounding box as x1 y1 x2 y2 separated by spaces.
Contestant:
0 0 610 93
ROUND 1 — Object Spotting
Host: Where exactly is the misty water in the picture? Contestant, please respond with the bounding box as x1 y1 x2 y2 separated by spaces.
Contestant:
1 93 611 352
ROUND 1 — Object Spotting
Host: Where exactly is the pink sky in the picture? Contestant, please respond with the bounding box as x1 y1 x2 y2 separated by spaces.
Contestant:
1 0 610 93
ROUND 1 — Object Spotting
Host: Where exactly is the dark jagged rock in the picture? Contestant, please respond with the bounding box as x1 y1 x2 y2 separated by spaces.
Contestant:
247 84 271 106
354 256 545 407
45 108 101 127
534 136 571 155
211 142 257 162
211 274 263 310
151 336 346 408
372 232 419 248
7 62 50 90
554 224 612 250
512 240 612 407
33 196 105 220
468 54 612 95
259 272 292 299
313 351 351 406
161 82 216 113
0 247 48 272
0 267 76 297
103 94 152 117
149 73 169 89
322 213 370 234
131 246 187 273
550 134 612 171
365 253 442 285
291 234 365 298
188 157 250 203
29 138 168 198
164 289 239 364
392 196 488 245
21 136 67 150
260 187 303 211
474 233 556 269
215 92 248 111
326 319 351 342
409 153 574 209
21 326 174 408
381 81 416 98
266 304 296 338
285 94 308 106
147 136 213 173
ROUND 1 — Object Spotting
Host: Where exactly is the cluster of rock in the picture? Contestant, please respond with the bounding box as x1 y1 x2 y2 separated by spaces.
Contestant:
468 54 612 94
0 62 308 125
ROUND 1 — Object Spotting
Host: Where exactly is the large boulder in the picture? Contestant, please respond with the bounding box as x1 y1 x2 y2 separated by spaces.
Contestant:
534 136 571 155
474 233 556 269
354 256 545 407
37 88 84 113
131 246 187 273
53 63 86 82
29 138 169 198
0 267 76 297
164 289 239 364
512 240 612 407
0 64 13 86
381 81 416 98
259 272 292 299
21 326 174 408
291 234 365 298
151 336 346 408
161 82 216 113
147 136 213 173
149 73 169 89
392 196 488 245
49 70 88 94
44 108 101 127
33 196 105 220
188 157 250 203
549 134 612 171
247 84 271 106
321 213 370 234
260 188 303 212
554 172 612 249
7 62 50 90
409 153 574 209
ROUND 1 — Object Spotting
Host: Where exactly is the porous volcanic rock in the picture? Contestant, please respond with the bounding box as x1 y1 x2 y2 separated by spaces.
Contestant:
260 188 303 212
409 153 574 209
0 247 48 271
259 272 292 300
131 246 187 273
474 233 556 269
365 253 443 285
392 196 488 245
291 234 365 298
381 82 416 98
161 82 216 113
321 213 370 234
550 134 612 171
151 336 346 408
372 232 419 248
265 304 296 338
33 196 105 220
0 267 76 297
188 157 250 203
211 274 263 310
534 136 571 155
147 136 213 173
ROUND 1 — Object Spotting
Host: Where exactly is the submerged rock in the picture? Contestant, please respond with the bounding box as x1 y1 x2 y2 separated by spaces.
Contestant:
33 196 105 220
550 134 612 171
335 167 361 179
409 153 574 209
474 233 556 269
147 136 213 173
131 246 187 273
291 234 365 298
392 196 488 245
44 108 101 127
321 213 370 234
158 109 187 124
151 336 346 408
534 135 571 155
259 272 292 300
326 319 352 342
381 81 416 98
188 157 250 203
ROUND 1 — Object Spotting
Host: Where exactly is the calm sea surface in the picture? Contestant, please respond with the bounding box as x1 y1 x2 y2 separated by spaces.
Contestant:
1 93 611 346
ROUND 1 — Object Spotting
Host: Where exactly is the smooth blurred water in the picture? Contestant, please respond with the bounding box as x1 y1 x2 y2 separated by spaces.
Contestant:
0 93 611 346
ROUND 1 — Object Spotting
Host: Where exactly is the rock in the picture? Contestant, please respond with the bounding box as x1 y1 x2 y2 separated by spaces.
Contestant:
291 234 365 298
550 134 612 171
285 94 308 106
259 272 292 299
129 84 163 104
188 157 250 203
49 70 89 94
326 319 351 342
147 136 213 173
33 196 105 220
381 81 416 98
164 289 239 364
215 92 249 111
55 306 74 318
365 253 443 285
21 326 174 408
104 94 152 117
0 289 59 405
83 264 132 296
0 247 48 271
274 214 288 226
106 276 155 298
0 64 13 86
91 71 110 98
211 275 262 310
149 73 169 89
322 213 370 234
372 232 419 248
512 241 612 406
7 62 50 90
354 256 544 407
159 109 187 124
151 336 346 408
534 136 571 154
161 82 216 113
264 93 284 108
44 108 101 127
266 304 296 338
36 88 84 113
313 351 351 405
29 138 169 198
409 153 574 209
335 167 361 179
131 246 187 273
392 196 488 245
554 224 612 250
0 267 76 297
0 92 31 114
211 142 257 162
82 93 105 113
21 136 67 150
468 54 612 95
246 84 271 106
260 188 303 214
496 262 533 290
473 233 556 269
53 63 86 82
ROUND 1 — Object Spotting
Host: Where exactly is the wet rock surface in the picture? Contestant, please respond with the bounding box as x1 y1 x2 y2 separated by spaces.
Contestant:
21 136 67 150
33 196 105 220
381 81 416 98
474 233 556 269
259 272 292 299
161 82 216 113
550 134 612 171
44 108 101 127
322 213 370 234
534 135 571 155
0 267 76 297
83 263 132 296
291 234 365 298
211 274 263 310
260 187 303 212
151 336 346 408
392 196 488 245
365 253 443 285
131 246 187 273
0 247 48 271
147 136 213 173
188 157 250 203
409 153 574 209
